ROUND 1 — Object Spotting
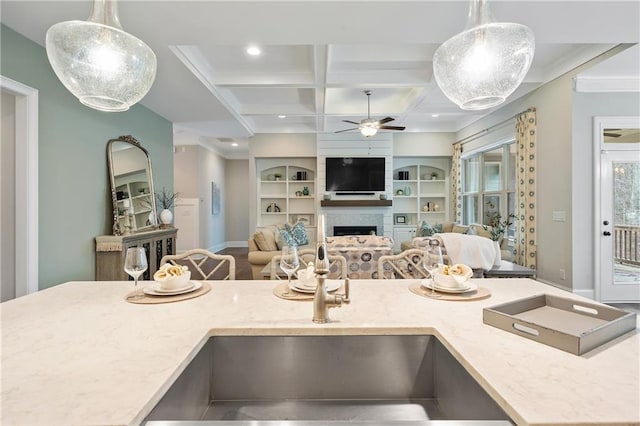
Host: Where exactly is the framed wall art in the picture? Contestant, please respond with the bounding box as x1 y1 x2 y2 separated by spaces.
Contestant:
211 181 220 215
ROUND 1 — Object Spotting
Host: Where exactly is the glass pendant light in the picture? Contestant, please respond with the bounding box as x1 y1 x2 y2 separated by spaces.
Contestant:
433 0 535 110
46 0 157 112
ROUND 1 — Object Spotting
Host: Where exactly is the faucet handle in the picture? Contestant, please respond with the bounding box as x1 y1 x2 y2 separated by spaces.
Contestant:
343 278 350 304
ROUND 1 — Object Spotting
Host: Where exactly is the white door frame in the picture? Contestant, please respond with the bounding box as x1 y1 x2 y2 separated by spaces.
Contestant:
593 116 640 302
1 76 38 296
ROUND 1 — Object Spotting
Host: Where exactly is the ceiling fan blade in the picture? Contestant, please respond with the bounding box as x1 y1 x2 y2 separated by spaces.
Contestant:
342 120 361 125
334 128 359 133
604 132 621 137
378 117 395 124
379 125 406 131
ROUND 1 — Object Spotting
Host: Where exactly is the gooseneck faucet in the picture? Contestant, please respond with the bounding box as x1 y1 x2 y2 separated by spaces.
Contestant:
313 215 350 324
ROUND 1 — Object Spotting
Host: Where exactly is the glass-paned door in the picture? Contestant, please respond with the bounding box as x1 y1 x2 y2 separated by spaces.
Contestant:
600 151 640 302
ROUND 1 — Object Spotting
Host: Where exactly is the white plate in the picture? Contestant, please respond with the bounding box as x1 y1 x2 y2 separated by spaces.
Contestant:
421 279 478 294
290 279 341 294
144 281 202 296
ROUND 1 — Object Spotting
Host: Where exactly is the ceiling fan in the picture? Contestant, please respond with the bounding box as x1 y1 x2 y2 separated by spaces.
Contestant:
335 91 406 137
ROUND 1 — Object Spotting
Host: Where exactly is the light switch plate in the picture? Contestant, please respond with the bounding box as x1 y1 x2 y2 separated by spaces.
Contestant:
552 211 566 222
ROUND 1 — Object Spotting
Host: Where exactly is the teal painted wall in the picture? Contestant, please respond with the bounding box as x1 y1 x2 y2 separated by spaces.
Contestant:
1 24 174 289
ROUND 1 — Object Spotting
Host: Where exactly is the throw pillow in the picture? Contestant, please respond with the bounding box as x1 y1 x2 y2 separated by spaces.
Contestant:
467 226 478 236
417 221 433 237
278 221 309 247
254 230 278 251
286 221 309 246
451 224 468 234
475 225 493 240
417 221 444 237
275 230 286 250
279 228 298 247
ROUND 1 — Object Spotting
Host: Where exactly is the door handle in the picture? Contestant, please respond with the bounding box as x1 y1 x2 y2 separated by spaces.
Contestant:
603 231 612 236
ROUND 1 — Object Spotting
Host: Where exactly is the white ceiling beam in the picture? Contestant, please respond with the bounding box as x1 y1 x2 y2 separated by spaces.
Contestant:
314 44 328 133
170 45 255 136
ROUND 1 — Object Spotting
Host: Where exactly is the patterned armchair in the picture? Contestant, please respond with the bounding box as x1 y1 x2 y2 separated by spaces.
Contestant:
325 235 394 279
377 249 430 279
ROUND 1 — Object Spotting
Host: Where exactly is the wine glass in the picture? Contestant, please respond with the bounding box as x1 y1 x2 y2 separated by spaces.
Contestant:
423 242 444 296
280 245 300 295
124 247 148 300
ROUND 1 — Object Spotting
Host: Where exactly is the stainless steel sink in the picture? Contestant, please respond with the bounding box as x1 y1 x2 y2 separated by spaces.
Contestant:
144 335 512 425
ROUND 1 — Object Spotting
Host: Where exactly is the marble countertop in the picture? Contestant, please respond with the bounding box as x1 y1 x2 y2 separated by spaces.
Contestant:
1 278 638 425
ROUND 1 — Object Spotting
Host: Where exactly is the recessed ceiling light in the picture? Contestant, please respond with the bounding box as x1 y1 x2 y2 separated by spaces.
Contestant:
231 142 239 147
246 45 261 56
278 115 286 119
431 114 440 118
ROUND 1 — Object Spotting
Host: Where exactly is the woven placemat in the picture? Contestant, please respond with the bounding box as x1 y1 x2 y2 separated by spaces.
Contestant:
409 281 491 301
273 281 345 301
125 281 211 304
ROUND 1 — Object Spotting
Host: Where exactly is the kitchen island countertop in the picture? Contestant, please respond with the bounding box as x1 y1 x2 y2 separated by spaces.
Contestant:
1 278 638 425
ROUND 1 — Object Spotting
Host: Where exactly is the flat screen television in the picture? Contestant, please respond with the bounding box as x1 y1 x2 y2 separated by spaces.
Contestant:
325 157 385 192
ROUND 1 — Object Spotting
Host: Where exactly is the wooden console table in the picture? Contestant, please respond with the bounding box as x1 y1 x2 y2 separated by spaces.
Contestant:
95 228 177 281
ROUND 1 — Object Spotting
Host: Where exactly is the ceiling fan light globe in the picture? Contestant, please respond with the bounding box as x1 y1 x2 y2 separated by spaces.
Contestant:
360 126 378 137
433 22 535 110
46 18 157 112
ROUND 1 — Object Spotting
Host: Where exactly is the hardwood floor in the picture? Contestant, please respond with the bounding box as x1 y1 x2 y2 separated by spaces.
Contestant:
216 247 252 280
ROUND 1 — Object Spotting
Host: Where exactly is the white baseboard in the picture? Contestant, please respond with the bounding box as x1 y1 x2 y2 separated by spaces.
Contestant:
226 241 249 248
572 288 596 301
208 242 227 253
536 278 596 301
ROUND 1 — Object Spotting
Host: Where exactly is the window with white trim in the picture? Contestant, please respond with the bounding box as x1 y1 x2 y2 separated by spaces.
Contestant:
461 141 516 243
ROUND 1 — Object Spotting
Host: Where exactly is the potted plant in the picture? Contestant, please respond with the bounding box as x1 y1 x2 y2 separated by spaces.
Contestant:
155 187 179 227
274 173 282 181
430 171 438 180
483 200 516 242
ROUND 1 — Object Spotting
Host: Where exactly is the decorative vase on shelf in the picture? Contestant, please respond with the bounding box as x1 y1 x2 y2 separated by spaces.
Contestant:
302 186 310 196
404 186 411 196
159 208 173 226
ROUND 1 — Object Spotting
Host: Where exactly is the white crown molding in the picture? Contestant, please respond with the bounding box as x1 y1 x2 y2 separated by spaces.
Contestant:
574 76 640 93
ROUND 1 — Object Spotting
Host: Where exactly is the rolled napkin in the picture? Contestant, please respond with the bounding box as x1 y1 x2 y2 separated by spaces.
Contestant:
153 263 191 290
433 263 472 289
296 264 316 285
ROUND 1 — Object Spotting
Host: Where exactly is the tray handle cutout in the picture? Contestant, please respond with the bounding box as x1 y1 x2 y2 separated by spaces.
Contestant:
513 322 540 336
572 304 598 316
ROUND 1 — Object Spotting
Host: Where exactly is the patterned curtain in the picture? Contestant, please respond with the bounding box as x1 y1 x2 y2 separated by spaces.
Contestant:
514 108 537 270
451 143 463 223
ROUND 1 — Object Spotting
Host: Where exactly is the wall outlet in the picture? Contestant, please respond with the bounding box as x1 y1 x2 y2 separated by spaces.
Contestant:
559 269 566 280
552 211 566 222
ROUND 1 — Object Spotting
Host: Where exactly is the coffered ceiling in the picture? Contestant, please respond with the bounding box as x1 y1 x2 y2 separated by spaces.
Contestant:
2 1 639 156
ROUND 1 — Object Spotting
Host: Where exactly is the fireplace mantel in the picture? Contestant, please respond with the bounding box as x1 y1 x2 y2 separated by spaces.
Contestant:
320 200 392 207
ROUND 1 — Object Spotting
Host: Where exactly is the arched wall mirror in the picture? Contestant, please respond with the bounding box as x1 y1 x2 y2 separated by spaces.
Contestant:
107 135 158 235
